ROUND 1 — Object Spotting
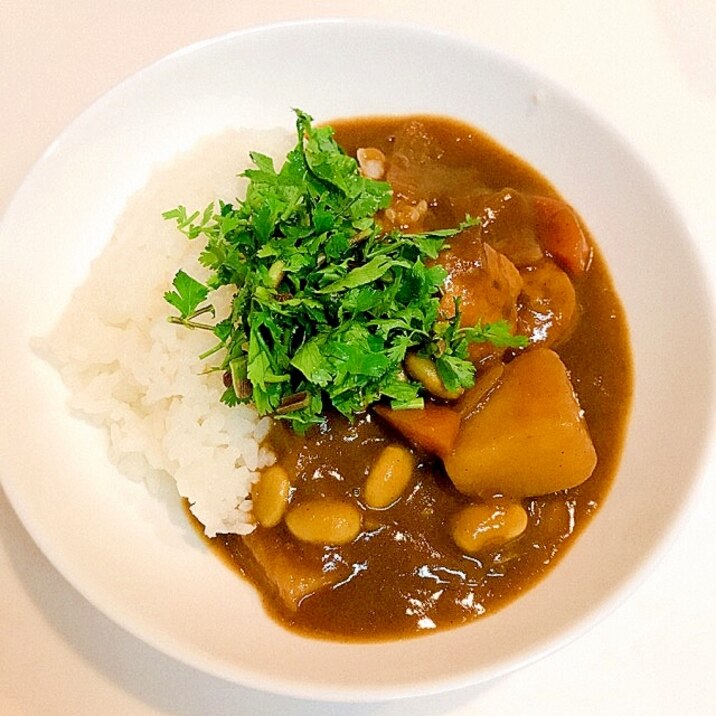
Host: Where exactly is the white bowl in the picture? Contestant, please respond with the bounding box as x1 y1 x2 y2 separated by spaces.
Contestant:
0 19 714 702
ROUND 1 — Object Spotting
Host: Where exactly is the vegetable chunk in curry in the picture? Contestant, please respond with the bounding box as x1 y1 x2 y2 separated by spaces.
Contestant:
210 116 632 641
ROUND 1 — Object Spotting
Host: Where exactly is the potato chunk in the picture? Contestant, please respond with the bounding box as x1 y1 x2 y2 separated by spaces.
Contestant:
242 529 347 610
444 349 597 497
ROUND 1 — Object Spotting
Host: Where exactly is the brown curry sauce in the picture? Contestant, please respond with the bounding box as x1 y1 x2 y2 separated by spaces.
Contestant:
206 116 633 641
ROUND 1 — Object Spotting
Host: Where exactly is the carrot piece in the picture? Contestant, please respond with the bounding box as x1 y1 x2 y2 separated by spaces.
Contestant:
532 196 591 276
373 403 461 457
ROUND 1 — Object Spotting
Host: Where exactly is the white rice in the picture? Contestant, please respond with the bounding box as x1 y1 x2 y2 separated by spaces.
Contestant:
45 128 295 537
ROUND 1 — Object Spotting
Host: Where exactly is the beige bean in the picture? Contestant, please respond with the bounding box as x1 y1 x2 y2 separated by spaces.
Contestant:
285 500 362 545
451 500 528 554
404 353 464 400
364 444 414 509
251 465 291 528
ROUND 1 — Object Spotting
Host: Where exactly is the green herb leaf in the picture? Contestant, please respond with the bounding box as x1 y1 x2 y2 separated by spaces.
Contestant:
462 320 530 348
164 110 526 431
436 354 476 393
164 270 209 319
317 255 398 294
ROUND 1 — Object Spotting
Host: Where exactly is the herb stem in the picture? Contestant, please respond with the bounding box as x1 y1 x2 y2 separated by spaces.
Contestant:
189 304 216 320
168 316 215 331
199 343 224 360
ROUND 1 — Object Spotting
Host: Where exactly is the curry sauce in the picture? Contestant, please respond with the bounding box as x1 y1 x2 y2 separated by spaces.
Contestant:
208 116 633 641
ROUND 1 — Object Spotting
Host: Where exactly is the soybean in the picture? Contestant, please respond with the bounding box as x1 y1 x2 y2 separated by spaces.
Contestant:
404 353 464 400
285 500 362 546
364 444 414 508
251 465 291 528
451 500 528 554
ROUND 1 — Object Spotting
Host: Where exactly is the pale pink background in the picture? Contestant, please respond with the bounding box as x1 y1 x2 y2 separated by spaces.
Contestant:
2 2 715 714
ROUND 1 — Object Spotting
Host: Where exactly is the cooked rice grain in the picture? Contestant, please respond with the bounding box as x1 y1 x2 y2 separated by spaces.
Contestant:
45 128 293 537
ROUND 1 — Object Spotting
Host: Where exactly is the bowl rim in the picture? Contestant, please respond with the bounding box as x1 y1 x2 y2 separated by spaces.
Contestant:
1 17 715 703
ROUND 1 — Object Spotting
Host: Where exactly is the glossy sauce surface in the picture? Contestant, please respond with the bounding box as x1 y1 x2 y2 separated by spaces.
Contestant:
210 116 633 640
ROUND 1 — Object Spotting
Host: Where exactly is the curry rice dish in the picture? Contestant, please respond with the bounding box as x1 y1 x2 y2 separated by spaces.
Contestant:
49 113 632 642
210 115 632 640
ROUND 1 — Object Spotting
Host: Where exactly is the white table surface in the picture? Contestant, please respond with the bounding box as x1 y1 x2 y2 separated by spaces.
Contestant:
2 2 715 714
